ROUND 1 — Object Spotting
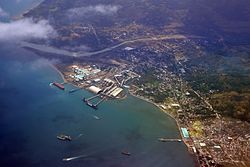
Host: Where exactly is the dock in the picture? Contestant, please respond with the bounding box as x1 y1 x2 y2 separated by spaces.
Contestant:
158 138 182 142
82 94 106 110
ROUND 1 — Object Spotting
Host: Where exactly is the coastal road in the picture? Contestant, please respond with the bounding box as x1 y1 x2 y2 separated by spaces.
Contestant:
20 34 200 58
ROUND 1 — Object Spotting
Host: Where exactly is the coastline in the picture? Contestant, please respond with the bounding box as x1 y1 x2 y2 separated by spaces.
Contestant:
50 64 67 83
128 91 187 141
21 1 193 158
22 0 44 16
50 64 191 154
15 1 250 166
129 91 193 152
13 0 44 20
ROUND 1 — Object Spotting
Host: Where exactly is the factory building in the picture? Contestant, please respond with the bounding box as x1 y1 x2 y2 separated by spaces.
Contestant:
110 88 123 97
71 65 101 82
88 86 102 94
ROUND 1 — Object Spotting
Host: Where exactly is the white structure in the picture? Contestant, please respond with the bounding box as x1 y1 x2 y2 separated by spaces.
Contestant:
124 47 134 51
214 145 221 149
171 103 180 108
110 88 123 97
200 143 206 147
93 78 101 83
160 105 166 110
88 86 102 94
104 78 114 83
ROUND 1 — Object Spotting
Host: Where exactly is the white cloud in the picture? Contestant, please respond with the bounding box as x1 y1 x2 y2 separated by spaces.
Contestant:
30 58 60 71
68 4 120 17
0 7 8 17
0 18 56 41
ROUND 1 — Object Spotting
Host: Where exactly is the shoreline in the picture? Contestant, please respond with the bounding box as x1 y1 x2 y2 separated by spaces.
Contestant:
12 0 44 20
128 91 187 140
50 64 67 83
21 0 44 17
51 64 192 154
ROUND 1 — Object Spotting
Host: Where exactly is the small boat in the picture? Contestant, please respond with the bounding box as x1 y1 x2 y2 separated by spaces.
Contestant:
121 151 131 156
62 158 71 161
57 134 72 141
62 155 86 162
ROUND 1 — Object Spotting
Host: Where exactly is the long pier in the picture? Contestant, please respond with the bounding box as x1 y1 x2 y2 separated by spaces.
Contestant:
86 94 100 101
158 138 182 142
82 82 123 110
95 98 106 106
82 94 105 110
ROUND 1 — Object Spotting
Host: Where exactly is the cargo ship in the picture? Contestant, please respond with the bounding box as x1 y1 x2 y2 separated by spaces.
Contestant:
86 101 98 110
52 82 65 90
82 97 98 110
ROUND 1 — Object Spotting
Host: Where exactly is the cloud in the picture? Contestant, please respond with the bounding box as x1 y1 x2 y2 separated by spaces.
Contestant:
0 7 8 17
0 18 56 41
68 4 120 18
30 58 60 71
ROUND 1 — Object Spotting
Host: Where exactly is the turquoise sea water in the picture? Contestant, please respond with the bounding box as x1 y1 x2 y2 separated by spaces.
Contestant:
0 1 195 166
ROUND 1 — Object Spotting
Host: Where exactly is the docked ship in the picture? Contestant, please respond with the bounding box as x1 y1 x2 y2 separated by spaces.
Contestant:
86 101 98 110
82 97 98 110
52 82 65 90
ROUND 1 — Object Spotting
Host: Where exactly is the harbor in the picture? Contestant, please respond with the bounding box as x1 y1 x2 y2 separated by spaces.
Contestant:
0 46 195 167
52 63 140 110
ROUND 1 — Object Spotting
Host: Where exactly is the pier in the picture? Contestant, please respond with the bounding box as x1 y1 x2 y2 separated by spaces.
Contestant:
85 94 100 101
95 97 106 106
61 82 67 85
158 138 182 142
82 93 106 110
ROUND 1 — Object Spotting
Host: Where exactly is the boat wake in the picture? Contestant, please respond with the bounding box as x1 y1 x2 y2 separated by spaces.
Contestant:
92 115 101 120
75 133 83 140
63 154 87 161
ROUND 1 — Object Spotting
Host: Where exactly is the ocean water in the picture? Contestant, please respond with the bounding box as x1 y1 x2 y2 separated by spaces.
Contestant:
0 1 195 167
0 0 42 17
